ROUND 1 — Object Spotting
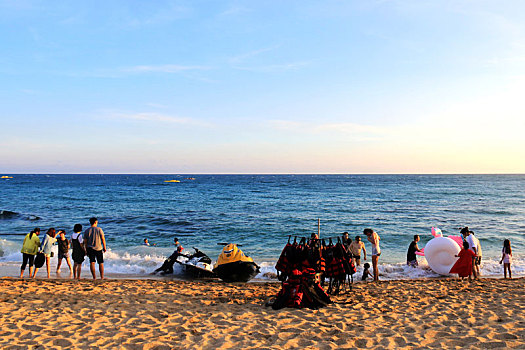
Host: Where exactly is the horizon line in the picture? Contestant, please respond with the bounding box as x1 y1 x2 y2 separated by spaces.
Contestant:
2 172 525 176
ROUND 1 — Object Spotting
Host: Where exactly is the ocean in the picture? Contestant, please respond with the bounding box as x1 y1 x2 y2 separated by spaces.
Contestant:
1 174 523 279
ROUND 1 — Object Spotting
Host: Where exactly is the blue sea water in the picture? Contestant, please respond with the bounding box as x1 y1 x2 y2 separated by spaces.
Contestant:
1 174 524 279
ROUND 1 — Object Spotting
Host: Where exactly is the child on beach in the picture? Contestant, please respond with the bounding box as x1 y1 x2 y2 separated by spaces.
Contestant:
500 239 512 279
20 228 41 278
450 241 476 280
56 230 73 275
71 224 85 279
361 263 373 281
33 228 57 278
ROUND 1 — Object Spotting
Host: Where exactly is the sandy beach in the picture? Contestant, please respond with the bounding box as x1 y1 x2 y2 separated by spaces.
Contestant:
0 277 523 349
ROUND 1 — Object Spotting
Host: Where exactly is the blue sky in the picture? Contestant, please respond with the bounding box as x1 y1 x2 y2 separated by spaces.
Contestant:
1 0 524 173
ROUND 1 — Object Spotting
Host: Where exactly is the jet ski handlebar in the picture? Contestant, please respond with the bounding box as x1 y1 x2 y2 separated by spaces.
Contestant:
217 242 243 247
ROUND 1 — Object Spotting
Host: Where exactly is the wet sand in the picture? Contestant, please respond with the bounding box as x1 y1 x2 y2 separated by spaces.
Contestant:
0 277 523 349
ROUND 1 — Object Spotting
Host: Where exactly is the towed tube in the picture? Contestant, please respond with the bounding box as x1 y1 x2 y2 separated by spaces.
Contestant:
424 237 461 275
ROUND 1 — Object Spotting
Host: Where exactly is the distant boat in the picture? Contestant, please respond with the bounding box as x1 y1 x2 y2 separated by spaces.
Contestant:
185 177 196 180
1 176 13 179
164 180 180 183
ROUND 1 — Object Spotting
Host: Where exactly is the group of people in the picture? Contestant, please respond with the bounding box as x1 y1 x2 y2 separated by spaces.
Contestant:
20 217 107 280
339 229 381 282
405 227 514 280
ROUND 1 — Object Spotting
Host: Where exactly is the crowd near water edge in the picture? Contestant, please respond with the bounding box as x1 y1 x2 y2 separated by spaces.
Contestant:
1 174 524 280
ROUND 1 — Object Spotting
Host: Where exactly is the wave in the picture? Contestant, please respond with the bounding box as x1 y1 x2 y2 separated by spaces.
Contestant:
0 238 523 280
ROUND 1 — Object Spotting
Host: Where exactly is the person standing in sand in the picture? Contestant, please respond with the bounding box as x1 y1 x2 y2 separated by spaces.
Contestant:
56 230 73 276
83 217 107 280
470 231 482 278
20 228 41 278
364 228 380 281
500 239 512 279
349 236 366 267
450 241 476 280
71 224 85 279
33 228 57 278
461 228 478 279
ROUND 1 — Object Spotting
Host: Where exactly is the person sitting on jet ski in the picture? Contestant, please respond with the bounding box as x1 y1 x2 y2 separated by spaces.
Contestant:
153 238 185 275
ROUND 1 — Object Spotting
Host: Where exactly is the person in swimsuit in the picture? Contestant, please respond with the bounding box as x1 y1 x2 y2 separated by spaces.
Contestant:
364 228 380 281
349 236 366 267
499 239 512 279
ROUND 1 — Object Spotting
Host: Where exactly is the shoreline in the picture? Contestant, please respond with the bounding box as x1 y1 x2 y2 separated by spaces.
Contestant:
0 277 523 349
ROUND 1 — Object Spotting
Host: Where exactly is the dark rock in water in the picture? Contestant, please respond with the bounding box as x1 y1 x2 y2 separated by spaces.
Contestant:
0 210 19 219
0 210 40 221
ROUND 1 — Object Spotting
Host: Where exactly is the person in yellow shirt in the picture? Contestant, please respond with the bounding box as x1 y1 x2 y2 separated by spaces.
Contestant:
20 228 41 278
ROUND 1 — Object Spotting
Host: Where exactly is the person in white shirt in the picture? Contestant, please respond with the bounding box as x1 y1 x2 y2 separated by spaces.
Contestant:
470 231 482 278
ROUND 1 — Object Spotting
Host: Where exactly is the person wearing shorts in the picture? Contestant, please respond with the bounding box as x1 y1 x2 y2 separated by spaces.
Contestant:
364 228 380 281
71 224 85 279
83 217 107 280
56 230 73 275
20 228 41 278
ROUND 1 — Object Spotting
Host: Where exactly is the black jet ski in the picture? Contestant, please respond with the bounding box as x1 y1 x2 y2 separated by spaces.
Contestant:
153 247 215 279
182 247 216 279
213 243 260 282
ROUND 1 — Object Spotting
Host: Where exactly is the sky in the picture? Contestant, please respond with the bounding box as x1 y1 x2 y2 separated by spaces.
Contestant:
1 0 524 174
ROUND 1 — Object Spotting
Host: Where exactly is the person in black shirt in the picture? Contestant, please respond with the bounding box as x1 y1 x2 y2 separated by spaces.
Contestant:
342 232 352 250
407 235 422 267
56 230 73 275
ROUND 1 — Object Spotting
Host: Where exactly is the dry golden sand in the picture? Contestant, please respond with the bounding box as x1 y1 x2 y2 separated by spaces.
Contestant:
0 277 523 349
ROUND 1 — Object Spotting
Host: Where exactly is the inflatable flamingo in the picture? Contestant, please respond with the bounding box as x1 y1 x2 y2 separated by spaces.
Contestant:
418 227 463 275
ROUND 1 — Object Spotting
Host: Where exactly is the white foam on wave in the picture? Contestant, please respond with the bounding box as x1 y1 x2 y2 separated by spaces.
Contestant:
254 256 525 281
1 238 523 280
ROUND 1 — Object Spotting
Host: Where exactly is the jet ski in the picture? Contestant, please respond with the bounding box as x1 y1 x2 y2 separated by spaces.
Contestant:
181 247 216 279
153 247 216 279
213 243 260 282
